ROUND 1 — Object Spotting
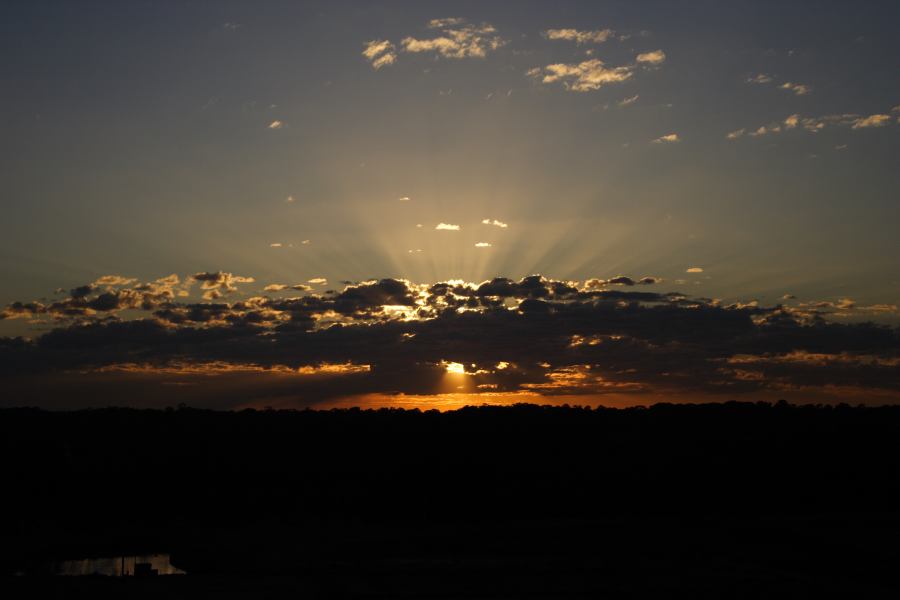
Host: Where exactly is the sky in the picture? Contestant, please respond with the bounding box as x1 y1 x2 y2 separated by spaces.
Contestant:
1 1 898 409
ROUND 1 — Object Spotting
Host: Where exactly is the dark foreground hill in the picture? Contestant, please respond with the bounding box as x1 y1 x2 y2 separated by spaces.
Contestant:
2 401 899 598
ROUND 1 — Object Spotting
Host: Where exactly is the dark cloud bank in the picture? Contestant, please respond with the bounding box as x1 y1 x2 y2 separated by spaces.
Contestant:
2 273 898 408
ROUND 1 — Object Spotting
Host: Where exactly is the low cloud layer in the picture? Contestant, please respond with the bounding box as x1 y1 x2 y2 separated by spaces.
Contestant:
2 272 898 409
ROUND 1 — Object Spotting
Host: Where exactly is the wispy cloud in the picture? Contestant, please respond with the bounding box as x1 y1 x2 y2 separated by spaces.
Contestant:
780 81 812 95
268 120 284 129
618 94 639 107
362 39 397 69
527 59 633 92
652 133 680 144
731 109 897 138
635 49 666 65
852 114 891 129
543 28 615 45
475 242 492 247
746 73 773 84
482 219 508 228
436 223 461 231
401 19 506 59
308 278 327 285
686 267 704 273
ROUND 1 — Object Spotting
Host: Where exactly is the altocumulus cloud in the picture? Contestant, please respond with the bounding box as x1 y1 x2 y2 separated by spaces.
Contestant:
2 273 898 408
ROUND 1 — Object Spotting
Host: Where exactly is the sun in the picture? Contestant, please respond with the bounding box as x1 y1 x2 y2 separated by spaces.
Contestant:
444 361 466 375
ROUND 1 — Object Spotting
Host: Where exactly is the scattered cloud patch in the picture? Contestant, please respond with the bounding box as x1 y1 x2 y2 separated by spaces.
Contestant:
652 133 680 144
308 278 327 285
543 28 615 45
401 19 506 59
527 58 633 92
436 223 461 231
618 94 639 107
482 219 508 228
746 73 773 84
780 82 812 95
636 49 666 65
686 267 704 273
192 272 255 300
362 39 397 69
268 120 284 129
733 108 897 138
852 114 891 129
475 242 492 248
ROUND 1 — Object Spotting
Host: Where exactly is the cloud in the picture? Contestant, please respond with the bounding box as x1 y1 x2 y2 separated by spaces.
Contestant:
362 39 397 69
651 133 680 144
481 219 508 228
475 242 492 248
285 195 296 204
4 273 899 407
542 28 615 45
93 275 138 287
734 109 897 138
399 196 411 202
268 120 284 129
780 82 812 95
852 114 891 129
635 49 666 65
308 278 327 285
436 223 461 231
401 19 506 59
726 128 745 139
686 267 703 273
192 272 255 300
270 243 283 248
427 17 465 28
618 94 639 107
527 58 633 92
264 284 289 292
746 73 773 84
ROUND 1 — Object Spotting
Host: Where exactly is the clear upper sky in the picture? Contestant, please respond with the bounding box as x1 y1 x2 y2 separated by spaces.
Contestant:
2 1 898 311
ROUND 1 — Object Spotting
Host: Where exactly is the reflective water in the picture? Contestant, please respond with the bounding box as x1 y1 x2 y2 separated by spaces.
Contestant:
55 553 185 576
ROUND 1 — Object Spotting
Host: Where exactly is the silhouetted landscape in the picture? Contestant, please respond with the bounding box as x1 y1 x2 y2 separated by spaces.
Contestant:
3 402 899 597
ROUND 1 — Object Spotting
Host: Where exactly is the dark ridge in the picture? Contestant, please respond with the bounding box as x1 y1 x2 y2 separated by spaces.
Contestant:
2 401 899 597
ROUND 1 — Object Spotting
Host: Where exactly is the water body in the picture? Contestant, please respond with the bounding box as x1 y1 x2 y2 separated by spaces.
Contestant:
54 553 185 576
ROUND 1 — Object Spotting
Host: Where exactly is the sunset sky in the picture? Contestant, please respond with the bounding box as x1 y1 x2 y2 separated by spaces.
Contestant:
1 1 898 409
